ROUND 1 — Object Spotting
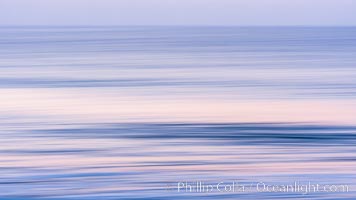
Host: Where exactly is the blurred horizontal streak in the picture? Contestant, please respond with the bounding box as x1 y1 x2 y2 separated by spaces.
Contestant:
29 123 356 146
0 26 356 199
1 122 356 199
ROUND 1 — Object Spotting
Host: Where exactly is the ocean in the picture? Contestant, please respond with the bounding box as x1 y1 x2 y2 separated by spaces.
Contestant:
0 26 355 199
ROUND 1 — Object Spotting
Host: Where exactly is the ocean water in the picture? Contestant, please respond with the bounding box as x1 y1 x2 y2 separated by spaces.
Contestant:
0 26 356 199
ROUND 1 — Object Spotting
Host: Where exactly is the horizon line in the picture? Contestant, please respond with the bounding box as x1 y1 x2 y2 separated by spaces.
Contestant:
1 25 356 28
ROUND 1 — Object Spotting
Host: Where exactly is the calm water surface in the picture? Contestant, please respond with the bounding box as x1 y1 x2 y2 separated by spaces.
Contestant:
0 27 356 199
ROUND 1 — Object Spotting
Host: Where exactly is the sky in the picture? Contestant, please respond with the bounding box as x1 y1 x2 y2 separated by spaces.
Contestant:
0 0 356 26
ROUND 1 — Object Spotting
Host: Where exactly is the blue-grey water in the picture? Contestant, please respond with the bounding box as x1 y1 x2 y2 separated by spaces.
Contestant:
0 27 356 199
